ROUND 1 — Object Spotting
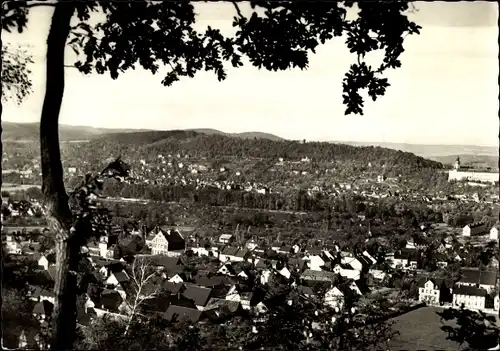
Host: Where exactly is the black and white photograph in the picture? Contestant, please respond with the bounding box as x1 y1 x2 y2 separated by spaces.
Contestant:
1 1 498 350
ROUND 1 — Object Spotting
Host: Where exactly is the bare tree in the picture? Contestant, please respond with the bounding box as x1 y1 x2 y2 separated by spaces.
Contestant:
123 256 160 336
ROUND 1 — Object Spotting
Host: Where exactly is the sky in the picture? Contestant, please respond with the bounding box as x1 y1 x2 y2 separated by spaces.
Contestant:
2 1 499 146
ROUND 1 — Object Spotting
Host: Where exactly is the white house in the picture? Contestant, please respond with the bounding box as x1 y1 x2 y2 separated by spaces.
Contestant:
362 251 377 265
106 271 129 288
418 279 441 305
453 286 487 311
260 269 273 285
278 266 291 279
147 228 186 256
305 254 325 271
219 234 233 244
333 265 361 281
5 239 22 255
462 222 487 237
369 269 387 281
341 256 363 272
490 227 499 241
37 256 49 270
191 246 211 257
218 264 236 276
245 239 258 251
324 287 344 310
168 274 184 283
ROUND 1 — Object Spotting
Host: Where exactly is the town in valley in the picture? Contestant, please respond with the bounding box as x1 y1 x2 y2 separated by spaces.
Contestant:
2 124 499 350
1 1 498 350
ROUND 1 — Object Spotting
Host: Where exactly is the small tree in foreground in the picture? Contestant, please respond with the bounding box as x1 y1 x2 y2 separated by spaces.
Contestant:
122 257 160 336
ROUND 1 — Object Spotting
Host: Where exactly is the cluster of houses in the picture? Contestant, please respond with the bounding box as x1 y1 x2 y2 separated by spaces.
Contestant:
462 221 499 240
418 268 499 312
7 224 392 348
1 197 41 219
4 214 500 349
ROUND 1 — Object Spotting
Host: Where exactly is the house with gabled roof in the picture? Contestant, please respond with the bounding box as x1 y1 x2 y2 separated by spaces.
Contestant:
33 300 53 321
182 284 213 310
219 234 234 244
37 253 56 271
218 263 237 276
453 285 488 310
225 284 254 310
300 269 336 283
98 235 119 259
304 253 326 271
204 298 242 317
457 268 497 293
146 227 186 256
418 278 442 305
333 264 360 281
98 289 123 313
218 246 252 263
490 226 499 240
462 222 488 237
388 249 419 270
163 305 204 323
29 286 55 305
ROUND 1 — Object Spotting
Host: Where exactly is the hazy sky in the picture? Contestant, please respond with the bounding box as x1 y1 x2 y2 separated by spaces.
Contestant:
2 1 499 146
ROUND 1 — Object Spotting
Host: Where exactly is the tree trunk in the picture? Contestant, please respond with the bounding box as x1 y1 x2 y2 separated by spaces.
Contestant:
1 101 3 197
40 2 76 350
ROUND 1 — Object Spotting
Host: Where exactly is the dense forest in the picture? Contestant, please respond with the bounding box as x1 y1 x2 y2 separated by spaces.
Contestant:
84 130 442 168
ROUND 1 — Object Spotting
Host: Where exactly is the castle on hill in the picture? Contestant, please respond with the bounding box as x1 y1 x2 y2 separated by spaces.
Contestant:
448 157 499 184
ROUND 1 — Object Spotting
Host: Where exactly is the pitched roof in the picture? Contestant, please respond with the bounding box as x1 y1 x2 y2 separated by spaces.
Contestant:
100 289 122 311
150 255 182 268
164 305 203 323
221 246 239 256
297 285 315 296
300 269 337 282
205 298 241 313
355 255 372 268
163 282 185 295
182 285 212 307
454 285 488 297
195 275 230 287
33 300 54 315
235 249 250 258
47 266 57 280
164 229 186 249
111 271 129 283
460 268 497 286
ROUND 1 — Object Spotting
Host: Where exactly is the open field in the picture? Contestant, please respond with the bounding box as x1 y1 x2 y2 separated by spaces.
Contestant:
388 307 465 351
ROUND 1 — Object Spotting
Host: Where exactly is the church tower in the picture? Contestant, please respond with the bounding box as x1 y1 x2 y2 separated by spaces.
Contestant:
454 156 461 170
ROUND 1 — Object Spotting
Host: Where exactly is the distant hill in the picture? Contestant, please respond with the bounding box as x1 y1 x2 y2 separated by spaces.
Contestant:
432 154 499 170
2 123 283 142
338 141 498 159
188 128 284 141
1 122 151 141
90 129 443 171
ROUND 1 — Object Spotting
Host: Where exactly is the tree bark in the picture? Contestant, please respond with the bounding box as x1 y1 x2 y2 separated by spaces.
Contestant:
1 101 3 197
40 2 76 350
